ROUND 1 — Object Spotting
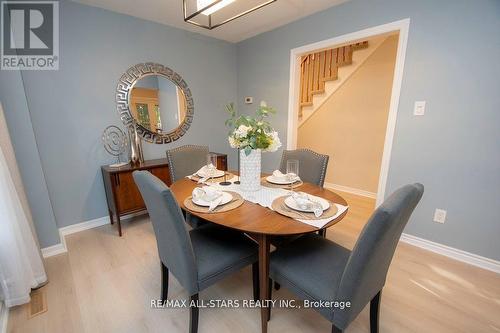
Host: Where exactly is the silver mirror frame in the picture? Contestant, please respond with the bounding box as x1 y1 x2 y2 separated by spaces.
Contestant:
116 62 194 144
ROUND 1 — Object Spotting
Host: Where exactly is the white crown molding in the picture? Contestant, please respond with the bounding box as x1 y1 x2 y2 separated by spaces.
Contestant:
400 234 500 274
0 301 8 333
324 182 377 199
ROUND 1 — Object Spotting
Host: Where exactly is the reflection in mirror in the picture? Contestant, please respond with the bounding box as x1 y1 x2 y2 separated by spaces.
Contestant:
130 75 187 133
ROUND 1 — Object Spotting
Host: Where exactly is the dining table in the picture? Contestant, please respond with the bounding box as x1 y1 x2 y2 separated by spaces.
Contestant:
170 175 348 333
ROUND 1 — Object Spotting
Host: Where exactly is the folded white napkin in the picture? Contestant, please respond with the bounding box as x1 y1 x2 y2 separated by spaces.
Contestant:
272 170 300 182
193 164 220 184
196 164 217 177
297 204 349 229
192 186 223 211
291 192 323 217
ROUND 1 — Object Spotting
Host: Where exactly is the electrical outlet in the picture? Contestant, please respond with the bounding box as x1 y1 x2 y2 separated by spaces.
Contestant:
414 101 426 116
433 209 447 224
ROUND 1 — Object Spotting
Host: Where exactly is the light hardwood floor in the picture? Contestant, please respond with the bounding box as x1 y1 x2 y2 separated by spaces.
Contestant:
7 192 500 333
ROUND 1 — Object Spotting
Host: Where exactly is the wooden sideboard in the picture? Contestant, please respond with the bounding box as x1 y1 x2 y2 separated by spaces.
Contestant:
211 152 228 172
102 154 227 236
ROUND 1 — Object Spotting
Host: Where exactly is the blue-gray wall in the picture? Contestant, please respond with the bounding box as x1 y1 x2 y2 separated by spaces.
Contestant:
3 0 237 246
2 0 499 260
237 0 500 260
0 70 60 248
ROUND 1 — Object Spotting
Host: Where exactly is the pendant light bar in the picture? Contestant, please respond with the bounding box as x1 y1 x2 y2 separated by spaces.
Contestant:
183 0 278 30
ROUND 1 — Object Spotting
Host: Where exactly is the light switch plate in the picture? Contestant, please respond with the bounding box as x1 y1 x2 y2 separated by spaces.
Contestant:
433 209 447 223
244 97 253 104
414 101 426 116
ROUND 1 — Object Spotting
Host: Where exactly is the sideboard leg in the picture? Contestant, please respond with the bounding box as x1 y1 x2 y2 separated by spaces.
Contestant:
109 209 114 225
117 215 122 236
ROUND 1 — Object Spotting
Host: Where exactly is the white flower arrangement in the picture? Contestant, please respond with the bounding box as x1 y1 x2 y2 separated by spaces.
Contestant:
225 101 282 156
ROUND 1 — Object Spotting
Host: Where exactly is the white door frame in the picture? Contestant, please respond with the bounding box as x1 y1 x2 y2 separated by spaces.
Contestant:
286 18 410 206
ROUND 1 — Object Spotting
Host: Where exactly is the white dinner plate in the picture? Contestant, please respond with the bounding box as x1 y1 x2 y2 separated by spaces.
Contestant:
197 170 225 178
284 195 330 213
266 175 300 185
192 191 233 207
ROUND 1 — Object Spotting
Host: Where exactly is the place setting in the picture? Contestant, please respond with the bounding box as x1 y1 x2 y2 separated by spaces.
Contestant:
184 186 244 214
261 159 303 190
186 153 234 185
261 169 303 189
271 191 339 221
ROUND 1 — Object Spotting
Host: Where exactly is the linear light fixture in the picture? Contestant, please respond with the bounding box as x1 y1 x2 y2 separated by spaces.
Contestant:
183 0 278 30
197 0 235 16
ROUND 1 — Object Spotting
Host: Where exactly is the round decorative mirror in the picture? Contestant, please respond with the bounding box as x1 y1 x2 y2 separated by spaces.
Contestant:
116 63 194 143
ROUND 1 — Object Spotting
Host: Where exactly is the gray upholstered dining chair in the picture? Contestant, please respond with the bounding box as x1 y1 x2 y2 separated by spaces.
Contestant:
268 183 424 333
166 144 209 182
279 148 331 238
133 171 259 333
166 145 209 228
279 148 329 188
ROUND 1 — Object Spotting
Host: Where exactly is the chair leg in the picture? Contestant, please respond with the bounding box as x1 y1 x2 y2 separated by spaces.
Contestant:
370 291 381 333
267 278 272 321
332 325 343 333
161 262 169 301
274 281 281 290
189 294 199 333
252 262 259 301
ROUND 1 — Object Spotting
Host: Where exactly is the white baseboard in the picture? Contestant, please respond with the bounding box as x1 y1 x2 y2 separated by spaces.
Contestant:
400 233 500 274
41 242 67 258
325 182 377 199
0 302 8 333
59 216 110 237
41 212 147 258
41 216 109 258
43 212 500 275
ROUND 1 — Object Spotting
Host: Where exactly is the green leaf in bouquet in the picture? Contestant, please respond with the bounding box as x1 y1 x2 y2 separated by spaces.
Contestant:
244 146 252 156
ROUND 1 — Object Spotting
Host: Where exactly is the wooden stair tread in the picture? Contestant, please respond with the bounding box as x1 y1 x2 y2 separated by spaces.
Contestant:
323 74 338 81
311 89 325 94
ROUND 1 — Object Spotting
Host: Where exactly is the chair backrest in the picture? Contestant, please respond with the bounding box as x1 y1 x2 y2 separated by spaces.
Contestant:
166 145 209 182
279 148 329 187
334 183 424 329
132 171 198 295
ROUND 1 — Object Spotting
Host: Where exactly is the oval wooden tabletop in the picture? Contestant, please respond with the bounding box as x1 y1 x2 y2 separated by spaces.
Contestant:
170 177 349 236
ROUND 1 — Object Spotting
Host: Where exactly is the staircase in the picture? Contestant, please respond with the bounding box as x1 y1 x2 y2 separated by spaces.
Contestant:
299 41 368 113
298 37 388 126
